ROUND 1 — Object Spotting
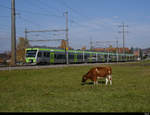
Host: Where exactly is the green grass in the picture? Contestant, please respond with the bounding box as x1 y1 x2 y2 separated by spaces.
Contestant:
0 63 150 112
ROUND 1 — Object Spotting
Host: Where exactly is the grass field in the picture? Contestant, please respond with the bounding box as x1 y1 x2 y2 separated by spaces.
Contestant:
0 62 150 112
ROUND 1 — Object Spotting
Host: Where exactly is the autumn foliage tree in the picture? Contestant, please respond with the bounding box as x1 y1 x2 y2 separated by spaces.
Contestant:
16 37 30 63
59 40 67 49
81 46 86 50
59 40 73 50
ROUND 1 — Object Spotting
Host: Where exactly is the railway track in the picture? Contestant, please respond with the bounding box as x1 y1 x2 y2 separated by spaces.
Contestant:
0 62 137 71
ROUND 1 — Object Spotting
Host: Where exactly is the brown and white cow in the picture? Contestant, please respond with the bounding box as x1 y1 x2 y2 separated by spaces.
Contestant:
81 66 112 85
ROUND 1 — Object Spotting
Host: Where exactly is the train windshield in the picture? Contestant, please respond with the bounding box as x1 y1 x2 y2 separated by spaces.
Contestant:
26 50 37 57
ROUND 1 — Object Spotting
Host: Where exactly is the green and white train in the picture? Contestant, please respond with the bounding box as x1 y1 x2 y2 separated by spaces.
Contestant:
25 47 137 65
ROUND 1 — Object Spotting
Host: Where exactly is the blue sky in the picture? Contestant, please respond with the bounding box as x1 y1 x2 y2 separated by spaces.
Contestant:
0 0 150 52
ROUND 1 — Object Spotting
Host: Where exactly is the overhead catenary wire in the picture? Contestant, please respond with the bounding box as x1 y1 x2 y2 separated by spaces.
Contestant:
0 0 122 53
55 0 91 20
29 39 64 42
38 0 63 13
0 4 63 18
0 1 93 30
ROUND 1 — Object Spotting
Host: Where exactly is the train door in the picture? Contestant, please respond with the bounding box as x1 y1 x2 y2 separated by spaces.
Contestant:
50 52 54 64
84 53 89 63
112 55 116 62
101 55 104 62
88 53 92 63
74 53 77 63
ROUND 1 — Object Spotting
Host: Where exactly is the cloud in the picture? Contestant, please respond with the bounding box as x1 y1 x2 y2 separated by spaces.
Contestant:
113 16 119 19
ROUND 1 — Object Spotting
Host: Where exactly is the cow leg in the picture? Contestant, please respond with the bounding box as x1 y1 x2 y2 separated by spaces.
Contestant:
93 77 98 86
96 80 98 85
94 80 96 85
108 75 112 85
105 78 109 85
93 80 98 86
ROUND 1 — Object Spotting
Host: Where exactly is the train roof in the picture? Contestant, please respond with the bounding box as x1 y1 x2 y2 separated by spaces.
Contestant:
26 47 134 56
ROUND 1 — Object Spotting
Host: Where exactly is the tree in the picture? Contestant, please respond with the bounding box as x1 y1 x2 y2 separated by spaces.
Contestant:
16 37 30 63
59 40 73 50
17 37 30 49
59 40 67 49
81 46 86 50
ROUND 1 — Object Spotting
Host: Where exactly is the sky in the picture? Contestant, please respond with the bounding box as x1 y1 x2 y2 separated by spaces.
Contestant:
0 0 150 53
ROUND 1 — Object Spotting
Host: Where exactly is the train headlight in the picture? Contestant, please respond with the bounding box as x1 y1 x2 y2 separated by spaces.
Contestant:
29 59 33 63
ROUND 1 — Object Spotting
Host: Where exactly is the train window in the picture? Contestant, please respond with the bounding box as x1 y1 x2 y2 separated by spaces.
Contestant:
55 53 66 59
68 53 74 59
85 54 89 59
47 52 50 57
54 54 57 58
69 55 74 59
99 55 103 59
38 52 42 57
61 54 65 59
26 50 37 57
44 52 50 57
77 54 83 59
44 52 47 57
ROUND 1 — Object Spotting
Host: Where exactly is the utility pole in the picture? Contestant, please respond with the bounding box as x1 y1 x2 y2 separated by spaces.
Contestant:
64 11 69 64
119 22 128 60
25 28 28 40
116 39 119 63
64 11 69 48
90 38 93 50
11 0 16 66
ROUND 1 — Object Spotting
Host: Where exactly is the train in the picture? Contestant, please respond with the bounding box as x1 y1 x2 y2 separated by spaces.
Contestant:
25 47 137 65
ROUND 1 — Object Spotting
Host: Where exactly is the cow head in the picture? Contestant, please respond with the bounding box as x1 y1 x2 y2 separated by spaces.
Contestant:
81 74 88 85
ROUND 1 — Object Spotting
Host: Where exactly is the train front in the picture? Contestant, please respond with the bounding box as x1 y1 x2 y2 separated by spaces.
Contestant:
25 48 38 65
